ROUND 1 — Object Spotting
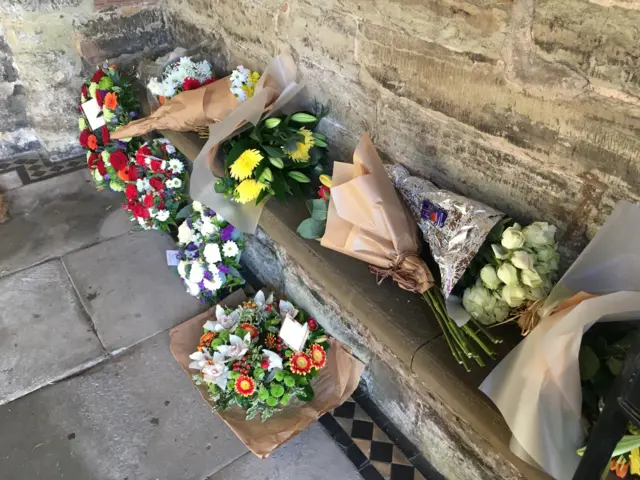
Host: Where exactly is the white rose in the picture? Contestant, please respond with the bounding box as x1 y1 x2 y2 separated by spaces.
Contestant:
497 263 519 286
510 250 535 270
463 283 493 318
501 284 526 308
501 224 525 250
491 244 511 260
177 222 193 244
200 219 219 236
177 260 188 278
192 201 203 212
203 243 222 264
521 269 542 288
537 256 559 275
535 245 557 263
522 222 557 247
189 261 205 284
480 265 501 290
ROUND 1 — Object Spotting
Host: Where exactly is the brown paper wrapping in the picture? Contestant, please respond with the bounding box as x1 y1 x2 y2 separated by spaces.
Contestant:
169 289 365 458
320 134 434 293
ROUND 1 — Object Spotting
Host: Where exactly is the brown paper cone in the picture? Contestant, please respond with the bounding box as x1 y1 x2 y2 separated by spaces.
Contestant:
169 289 365 458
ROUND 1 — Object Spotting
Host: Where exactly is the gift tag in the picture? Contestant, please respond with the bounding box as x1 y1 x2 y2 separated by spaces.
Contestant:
278 315 309 352
81 98 107 131
166 250 181 266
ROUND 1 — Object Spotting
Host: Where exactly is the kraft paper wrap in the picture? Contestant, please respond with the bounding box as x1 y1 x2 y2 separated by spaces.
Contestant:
189 53 306 234
169 289 365 458
320 134 434 294
480 201 640 480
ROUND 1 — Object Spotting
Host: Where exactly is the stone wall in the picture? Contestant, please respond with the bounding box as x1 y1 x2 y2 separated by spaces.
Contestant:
164 0 640 259
0 0 169 162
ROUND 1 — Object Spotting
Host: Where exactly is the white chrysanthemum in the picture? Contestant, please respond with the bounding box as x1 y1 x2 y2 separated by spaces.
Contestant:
196 61 213 80
155 209 170 222
136 178 151 192
168 159 184 173
147 77 163 96
177 260 188 277
190 261 206 283
166 178 182 189
165 143 176 154
137 217 151 229
192 201 203 212
204 273 223 291
185 280 200 297
222 241 239 258
208 263 219 276
177 221 193 244
230 86 247 102
201 218 219 236
203 243 222 264
161 81 178 98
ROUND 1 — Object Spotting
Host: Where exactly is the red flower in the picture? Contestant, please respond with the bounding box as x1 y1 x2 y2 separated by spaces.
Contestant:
136 145 152 166
96 160 107 176
95 89 104 108
127 165 138 181
203 77 217 86
289 352 313 375
79 129 91 148
143 194 155 208
150 160 162 172
240 323 259 339
91 69 105 82
307 318 318 331
182 77 201 91
109 150 128 171
81 84 88 98
260 359 270 369
125 184 138 201
309 344 327 369
101 125 110 145
87 135 98 150
78 103 83 113
132 203 150 219
87 152 99 169
149 177 164 192
234 376 255 397
318 185 330 201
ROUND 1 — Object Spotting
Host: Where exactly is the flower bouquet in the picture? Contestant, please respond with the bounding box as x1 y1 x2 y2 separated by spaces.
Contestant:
169 289 364 458
175 201 245 304
213 110 328 205
122 139 188 231
78 61 141 191
147 56 217 103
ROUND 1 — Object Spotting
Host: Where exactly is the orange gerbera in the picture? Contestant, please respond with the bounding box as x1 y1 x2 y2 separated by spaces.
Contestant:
289 352 312 375
198 331 216 351
309 344 327 369
104 92 118 110
234 375 255 396
87 135 98 150
240 323 259 339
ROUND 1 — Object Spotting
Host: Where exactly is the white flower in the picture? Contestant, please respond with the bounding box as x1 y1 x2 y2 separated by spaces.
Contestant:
522 222 557 247
491 244 510 260
136 178 151 192
201 218 219 236
166 178 182 189
214 214 225 223
204 305 240 332
137 217 150 229
189 261 205 283
462 282 506 325
230 86 247 102
185 280 201 296
155 209 170 222
222 241 239 258
161 82 178 98
177 259 188 277
535 245 557 263
195 60 213 80
279 300 299 319
192 201 203 212
501 284 527 308
497 263 519 286
147 77 163 96
201 356 229 389
262 349 283 371
203 243 222 264
521 269 543 288
480 265 501 290
510 250 535 270
177 221 193 244
211 273 223 290
165 143 176 154
217 333 251 360
188 350 212 370
254 290 274 311
501 224 525 250
168 159 183 173
536 256 559 275
208 263 220 277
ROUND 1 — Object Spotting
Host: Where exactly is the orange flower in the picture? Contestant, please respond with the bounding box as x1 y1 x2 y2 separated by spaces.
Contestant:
309 344 327 369
87 135 98 150
289 352 312 375
234 376 255 396
240 323 259 339
104 92 118 110
117 169 130 181
198 331 216 352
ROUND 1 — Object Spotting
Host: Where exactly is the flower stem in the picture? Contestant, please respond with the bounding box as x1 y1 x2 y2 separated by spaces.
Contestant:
471 318 503 344
463 324 496 359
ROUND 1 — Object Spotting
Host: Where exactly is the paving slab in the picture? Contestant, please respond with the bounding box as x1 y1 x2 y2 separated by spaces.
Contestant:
0 333 247 480
63 231 204 351
0 169 128 277
0 260 105 405
207 423 362 480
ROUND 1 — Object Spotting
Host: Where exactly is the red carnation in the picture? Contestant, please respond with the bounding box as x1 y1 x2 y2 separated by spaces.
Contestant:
125 184 138 201
101 125 110 145
109 150 128 171
307 318 318 331
182 77 201 91
150 160 162 172
203 77 217 86
132 203 150 219
149 177 163 192
136 145 151 166
87 152 99 169
143 194 155 208
260 359 270 370
79 129 91 148
96 160 107 176
91 69 105 82
127 165 138 181
95 89 104 108
158 201 165 209
81 84 88 98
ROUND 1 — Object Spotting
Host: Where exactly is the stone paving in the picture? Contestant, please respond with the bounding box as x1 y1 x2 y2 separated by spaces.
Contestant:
0 168 361 480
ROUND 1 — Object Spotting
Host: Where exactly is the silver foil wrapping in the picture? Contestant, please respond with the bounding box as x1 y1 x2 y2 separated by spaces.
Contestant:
386 164 504 298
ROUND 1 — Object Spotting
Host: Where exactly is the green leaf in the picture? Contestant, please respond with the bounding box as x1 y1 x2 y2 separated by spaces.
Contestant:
607 357 623 376
313 138 328 148
579 345 600 381
225 138 250 170
297 218 325 239
311 199 328 221
176 204 193 220
297 384 315 402
262 145 284 158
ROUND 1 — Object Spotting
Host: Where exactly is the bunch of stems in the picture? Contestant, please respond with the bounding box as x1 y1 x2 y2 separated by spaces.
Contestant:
422 288 502 372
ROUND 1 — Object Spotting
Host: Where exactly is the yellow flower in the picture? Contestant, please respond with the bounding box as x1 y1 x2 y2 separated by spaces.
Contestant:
235 179 265 204
319 174 332 188
230 149 263 180
631 448 640 475
285 128 314 162
241 83 255 99
249 71 260 85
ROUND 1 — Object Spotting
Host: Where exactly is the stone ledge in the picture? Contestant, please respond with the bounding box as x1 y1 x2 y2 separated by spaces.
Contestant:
157 127 546 479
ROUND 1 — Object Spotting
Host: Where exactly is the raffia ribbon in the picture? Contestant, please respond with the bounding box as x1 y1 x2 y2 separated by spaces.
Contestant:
369 252 435 294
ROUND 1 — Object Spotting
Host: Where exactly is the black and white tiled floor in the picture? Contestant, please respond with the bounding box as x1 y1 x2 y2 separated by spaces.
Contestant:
0 153 85 188
320 389 443 480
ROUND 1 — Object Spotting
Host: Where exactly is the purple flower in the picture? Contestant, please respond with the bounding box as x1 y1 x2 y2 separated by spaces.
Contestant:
99 89 109 97
186 243 198 251
220 225 235 242
110 117 118 124
198 281 205 290
218 264 230 274
104 174 110 181
204 270 213 281
129 111 137 118
208 209 216 216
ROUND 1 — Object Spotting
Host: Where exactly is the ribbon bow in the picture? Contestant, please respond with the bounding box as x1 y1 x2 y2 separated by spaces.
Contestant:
369 252 434 294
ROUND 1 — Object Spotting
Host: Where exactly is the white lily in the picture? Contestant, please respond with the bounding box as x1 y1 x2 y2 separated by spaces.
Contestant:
201 352 229 390
203 305 240 332
254 290 274 310
262 349 283 371
217 333 251 360
279 299 299 319
188 349 212 370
